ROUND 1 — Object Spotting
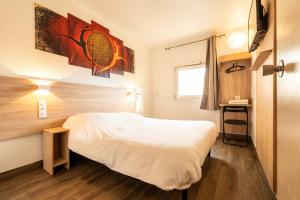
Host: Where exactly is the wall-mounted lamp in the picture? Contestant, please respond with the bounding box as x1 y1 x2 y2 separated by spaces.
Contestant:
126 88 143 113
30 78 53 96
29 78 54 118
126 91 134 97
36 84 50 96
126 89 141 98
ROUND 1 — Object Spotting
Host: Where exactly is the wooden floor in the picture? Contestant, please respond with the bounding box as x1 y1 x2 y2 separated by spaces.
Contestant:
0 137 274 200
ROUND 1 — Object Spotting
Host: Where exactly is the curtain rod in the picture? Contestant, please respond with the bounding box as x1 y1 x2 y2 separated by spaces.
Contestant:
165 34 225 50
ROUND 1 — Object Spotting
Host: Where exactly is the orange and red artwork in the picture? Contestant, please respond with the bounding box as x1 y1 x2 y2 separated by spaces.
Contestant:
35 4 68 57
124 47 135 73
35 4 134 78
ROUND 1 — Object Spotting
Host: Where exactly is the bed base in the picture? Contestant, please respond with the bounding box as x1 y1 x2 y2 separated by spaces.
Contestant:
72 148 212 200
182 189 188 200
181 149 211 200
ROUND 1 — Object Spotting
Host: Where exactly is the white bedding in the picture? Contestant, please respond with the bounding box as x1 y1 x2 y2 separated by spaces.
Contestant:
63 112 217 190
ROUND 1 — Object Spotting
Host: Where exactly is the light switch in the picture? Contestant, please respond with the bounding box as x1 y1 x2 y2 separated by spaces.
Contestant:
38 99 47 118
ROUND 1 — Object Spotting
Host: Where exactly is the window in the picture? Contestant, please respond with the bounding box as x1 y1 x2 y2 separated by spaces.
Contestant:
175 64 206 98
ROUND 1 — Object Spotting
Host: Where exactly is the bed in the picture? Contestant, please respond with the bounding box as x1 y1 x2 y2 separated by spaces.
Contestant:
63 112 217 198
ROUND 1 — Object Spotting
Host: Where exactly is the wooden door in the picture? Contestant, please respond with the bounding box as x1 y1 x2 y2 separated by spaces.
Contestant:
276 0 300 199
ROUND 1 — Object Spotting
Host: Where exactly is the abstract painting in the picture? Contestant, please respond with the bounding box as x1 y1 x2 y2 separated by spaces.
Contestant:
35 4 134 78
35 4 68 57
123 47 135 73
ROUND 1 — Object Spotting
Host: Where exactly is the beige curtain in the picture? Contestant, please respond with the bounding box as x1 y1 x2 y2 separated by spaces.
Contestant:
200 35 219 110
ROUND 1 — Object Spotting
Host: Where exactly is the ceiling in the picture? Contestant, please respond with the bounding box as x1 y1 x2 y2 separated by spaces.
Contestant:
79 0 251 47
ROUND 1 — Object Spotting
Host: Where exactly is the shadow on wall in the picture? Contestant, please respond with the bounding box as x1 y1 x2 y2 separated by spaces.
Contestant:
0 64 19 77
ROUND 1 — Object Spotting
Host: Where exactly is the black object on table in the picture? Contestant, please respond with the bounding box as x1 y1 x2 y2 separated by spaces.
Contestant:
222 105 249 146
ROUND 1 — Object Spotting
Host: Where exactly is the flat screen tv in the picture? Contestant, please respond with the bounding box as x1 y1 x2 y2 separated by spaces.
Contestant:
248 0 268 52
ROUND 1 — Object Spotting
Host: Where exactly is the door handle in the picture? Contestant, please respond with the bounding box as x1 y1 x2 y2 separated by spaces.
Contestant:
263 59 285 77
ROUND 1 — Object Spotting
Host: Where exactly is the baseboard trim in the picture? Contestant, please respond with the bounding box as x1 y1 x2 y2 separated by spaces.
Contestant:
0 160 42 181
249 138 277 200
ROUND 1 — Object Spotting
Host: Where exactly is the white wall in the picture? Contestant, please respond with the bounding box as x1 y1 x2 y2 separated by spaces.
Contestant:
0 135 43 173
151 28 249 131
0 0 152 173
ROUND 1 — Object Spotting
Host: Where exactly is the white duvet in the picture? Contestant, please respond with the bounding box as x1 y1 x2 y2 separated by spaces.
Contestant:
63 112 217 190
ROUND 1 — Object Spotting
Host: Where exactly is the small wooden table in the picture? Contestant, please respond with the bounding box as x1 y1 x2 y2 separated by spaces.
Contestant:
43 127 70 175
219 104 251 146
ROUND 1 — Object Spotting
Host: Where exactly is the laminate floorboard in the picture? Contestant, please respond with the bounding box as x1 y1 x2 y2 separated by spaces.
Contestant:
0 137 274 200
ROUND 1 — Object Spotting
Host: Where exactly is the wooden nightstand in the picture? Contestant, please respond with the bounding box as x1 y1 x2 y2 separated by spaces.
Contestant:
43 127 70 175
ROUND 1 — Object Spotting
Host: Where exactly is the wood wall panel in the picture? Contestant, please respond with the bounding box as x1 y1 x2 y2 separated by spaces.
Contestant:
0 76 132 141
219 59 252 103
219 58 252 134
256 62 275 190
254 0 276 191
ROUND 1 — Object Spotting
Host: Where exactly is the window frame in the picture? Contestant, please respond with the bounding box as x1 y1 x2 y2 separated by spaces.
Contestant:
174 63 206 99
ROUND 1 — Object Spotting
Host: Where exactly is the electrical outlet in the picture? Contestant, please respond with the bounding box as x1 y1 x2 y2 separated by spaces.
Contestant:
38 99 47 118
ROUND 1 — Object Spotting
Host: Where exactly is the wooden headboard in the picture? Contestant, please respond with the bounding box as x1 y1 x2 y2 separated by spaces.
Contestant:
0 76 132 141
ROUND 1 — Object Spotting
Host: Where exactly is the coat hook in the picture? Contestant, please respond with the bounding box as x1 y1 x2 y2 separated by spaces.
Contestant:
262 59 285 77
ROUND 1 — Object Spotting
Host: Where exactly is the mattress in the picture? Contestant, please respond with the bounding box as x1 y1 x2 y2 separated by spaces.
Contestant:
63 112 217 190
